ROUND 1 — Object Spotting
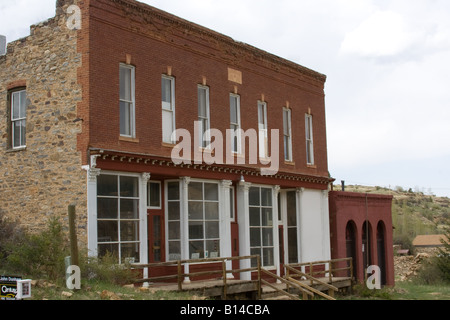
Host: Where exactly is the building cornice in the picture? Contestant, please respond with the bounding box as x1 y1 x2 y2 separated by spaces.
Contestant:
107 0 327 83
89 148 333 186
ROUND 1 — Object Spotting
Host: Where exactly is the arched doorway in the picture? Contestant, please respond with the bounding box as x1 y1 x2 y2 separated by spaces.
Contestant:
362 221 372 273
345 221 357 277
377 221 387 285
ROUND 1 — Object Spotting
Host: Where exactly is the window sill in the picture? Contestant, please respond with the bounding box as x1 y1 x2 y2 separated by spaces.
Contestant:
162 142 177 148
307 164 317 169
284 161 295 166
6 146 26 153
119 136 139 143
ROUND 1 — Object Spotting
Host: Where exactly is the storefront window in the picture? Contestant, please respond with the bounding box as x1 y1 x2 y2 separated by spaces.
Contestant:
97 174 140 263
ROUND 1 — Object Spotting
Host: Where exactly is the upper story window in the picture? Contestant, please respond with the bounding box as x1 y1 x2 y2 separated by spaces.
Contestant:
257 101 268 158
11 89 27 149
283 108 292 161
197 85 210 149
162 75 176 144
119 64 135 137
305 114 314 165
229 94 241 153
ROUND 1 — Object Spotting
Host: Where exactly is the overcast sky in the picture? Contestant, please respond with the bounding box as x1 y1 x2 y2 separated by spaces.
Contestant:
1 0 450 196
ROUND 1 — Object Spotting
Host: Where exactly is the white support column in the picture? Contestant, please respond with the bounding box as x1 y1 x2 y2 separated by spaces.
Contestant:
237 180 252 280
83 156 101 258
180 176 191 283
140 173 151 287
296 187 305 273
321 190 331 263
220 180 234 278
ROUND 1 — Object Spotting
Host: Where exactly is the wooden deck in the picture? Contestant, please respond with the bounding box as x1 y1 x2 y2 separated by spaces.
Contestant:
145 279 260 299
143 276 353 300
131 257 355 300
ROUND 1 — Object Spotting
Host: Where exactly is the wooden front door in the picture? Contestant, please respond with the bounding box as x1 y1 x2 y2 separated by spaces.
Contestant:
148 210 164 263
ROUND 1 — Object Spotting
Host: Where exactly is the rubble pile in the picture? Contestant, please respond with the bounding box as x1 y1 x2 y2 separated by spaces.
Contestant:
394 253 430 281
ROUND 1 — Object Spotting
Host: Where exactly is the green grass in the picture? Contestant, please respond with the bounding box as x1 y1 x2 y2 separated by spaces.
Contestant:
339 281 450 300
28 278 200 300
390 281 450 300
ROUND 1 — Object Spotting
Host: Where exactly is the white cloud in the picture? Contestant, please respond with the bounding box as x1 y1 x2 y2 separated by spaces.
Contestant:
0 0 55 41
339 10 418 58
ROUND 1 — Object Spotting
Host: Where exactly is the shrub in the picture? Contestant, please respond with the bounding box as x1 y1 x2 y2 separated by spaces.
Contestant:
4 217 69 280
435 230 450 283
0 210 25 263
79 251 138 286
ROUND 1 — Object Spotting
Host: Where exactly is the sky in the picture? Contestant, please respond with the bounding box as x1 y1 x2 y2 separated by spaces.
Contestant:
1 0 450 197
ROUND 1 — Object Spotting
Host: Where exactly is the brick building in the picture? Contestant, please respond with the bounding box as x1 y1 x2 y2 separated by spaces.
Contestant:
328 191 395 286
1 0 342 281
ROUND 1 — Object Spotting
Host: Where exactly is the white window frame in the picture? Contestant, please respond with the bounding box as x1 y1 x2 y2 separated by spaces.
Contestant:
229 186 235 221
230 94 241 154
119 64 136 138
147 180 162 209
165 180 182 261
283 108 292 162
162 75 176 144
187 180 221 259
305 114 314 165
96 172 142 264
284 190 299 264
258 101 268 158
11 89 27 149
249 185 275 268
198 85 211 149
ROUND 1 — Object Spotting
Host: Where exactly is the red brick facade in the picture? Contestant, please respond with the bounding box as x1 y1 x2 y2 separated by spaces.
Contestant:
76 0 329 186
329 191 395 286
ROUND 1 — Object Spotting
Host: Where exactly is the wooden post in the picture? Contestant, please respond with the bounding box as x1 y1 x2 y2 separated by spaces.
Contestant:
257 255 261 300
177 260 182 291
222 259 227 300
68 205 79 267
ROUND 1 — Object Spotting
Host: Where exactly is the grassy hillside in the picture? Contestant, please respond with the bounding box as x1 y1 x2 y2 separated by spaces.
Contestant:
334 185 450 243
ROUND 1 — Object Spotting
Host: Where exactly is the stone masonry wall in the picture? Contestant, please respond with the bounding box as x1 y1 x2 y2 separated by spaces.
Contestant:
0 1 87 245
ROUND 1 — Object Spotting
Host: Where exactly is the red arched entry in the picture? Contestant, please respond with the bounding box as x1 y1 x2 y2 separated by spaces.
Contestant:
362 221 372 272
345 221 357 277
377 221 387 285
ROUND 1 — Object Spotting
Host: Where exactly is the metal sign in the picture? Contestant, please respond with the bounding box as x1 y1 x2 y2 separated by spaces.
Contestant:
0 276 21 300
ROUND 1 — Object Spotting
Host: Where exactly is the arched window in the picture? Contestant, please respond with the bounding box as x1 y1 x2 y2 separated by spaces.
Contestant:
377 221 387 285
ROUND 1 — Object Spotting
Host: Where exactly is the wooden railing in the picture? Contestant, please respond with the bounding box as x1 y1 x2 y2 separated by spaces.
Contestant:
286 257 354 285
260 269 314 300
131 256 354 300
285 265 337 300
131 255 261 299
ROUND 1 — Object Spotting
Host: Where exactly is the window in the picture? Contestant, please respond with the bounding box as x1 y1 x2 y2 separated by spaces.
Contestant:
305 114 314 165
119 64 135 137
198 86 210 148
258 101 268 158
11 89 27 149
167 181 181 261
249 186 274 267
162 76 176 143
230 94 241 153
97 174 140 263
147 181 161 209
188 182 220 259
283 108 292 161
286 191 298 263
230 186 235 221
